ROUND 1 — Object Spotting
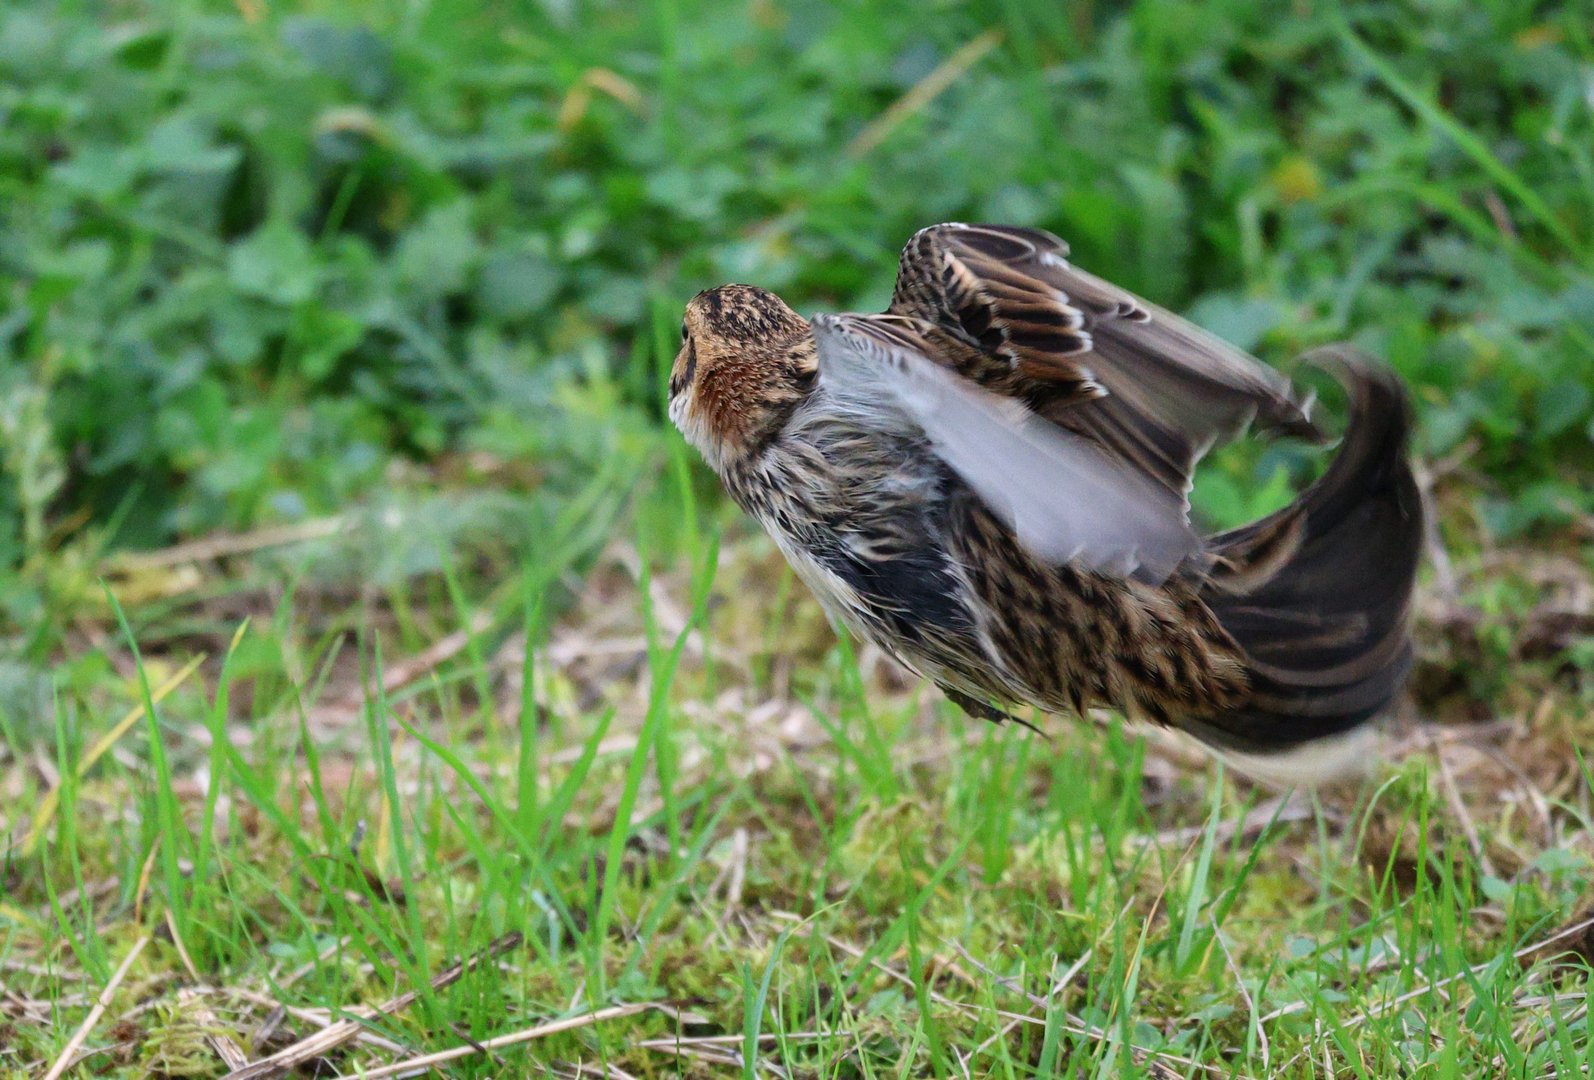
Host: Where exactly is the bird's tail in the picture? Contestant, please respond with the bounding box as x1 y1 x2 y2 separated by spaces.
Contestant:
1185 349 1424 782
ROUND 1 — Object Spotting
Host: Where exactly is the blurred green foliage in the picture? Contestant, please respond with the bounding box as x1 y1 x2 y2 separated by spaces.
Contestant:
2 0 1591 614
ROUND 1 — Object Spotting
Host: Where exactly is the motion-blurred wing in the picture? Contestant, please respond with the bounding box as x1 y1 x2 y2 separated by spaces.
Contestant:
888 223 1324 504
813 313 1199 584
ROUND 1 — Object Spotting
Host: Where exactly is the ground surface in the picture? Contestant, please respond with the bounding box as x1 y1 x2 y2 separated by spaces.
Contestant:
3 0 1594 1076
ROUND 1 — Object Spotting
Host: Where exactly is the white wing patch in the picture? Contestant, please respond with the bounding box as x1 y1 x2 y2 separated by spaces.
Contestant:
814 315 1200 584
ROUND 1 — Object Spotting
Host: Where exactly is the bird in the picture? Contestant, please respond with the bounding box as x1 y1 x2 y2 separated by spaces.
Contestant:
668 223 1423 783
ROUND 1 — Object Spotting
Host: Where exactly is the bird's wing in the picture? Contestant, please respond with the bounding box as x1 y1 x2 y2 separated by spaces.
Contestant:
813 312 1199 584
887 223 1323 505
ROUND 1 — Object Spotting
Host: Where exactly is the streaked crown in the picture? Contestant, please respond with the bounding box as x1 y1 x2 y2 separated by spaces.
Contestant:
669 285 816 468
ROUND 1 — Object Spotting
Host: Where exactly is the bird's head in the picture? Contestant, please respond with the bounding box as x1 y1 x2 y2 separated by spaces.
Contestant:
668 284 817 470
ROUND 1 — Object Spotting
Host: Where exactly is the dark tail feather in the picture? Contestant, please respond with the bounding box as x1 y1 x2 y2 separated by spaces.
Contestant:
1187 348 1424 760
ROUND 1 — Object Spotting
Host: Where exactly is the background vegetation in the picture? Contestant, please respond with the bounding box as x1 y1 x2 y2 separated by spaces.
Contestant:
2 0 1591 1075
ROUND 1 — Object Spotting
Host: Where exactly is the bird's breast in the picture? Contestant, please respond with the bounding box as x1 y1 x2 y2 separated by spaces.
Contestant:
720 420 1003 686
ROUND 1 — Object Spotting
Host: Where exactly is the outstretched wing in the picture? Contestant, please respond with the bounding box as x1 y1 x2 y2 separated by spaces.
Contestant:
887 223 1323 504
812 312 1199 584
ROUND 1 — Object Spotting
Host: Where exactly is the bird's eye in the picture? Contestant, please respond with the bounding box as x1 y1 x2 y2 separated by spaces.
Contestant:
670 331 698 400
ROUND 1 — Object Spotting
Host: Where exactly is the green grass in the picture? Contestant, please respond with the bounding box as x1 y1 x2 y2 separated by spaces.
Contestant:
3 0 1593 1075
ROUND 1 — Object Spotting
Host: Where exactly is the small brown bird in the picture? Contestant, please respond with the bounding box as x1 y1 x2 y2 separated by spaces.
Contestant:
669 224 1422 782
